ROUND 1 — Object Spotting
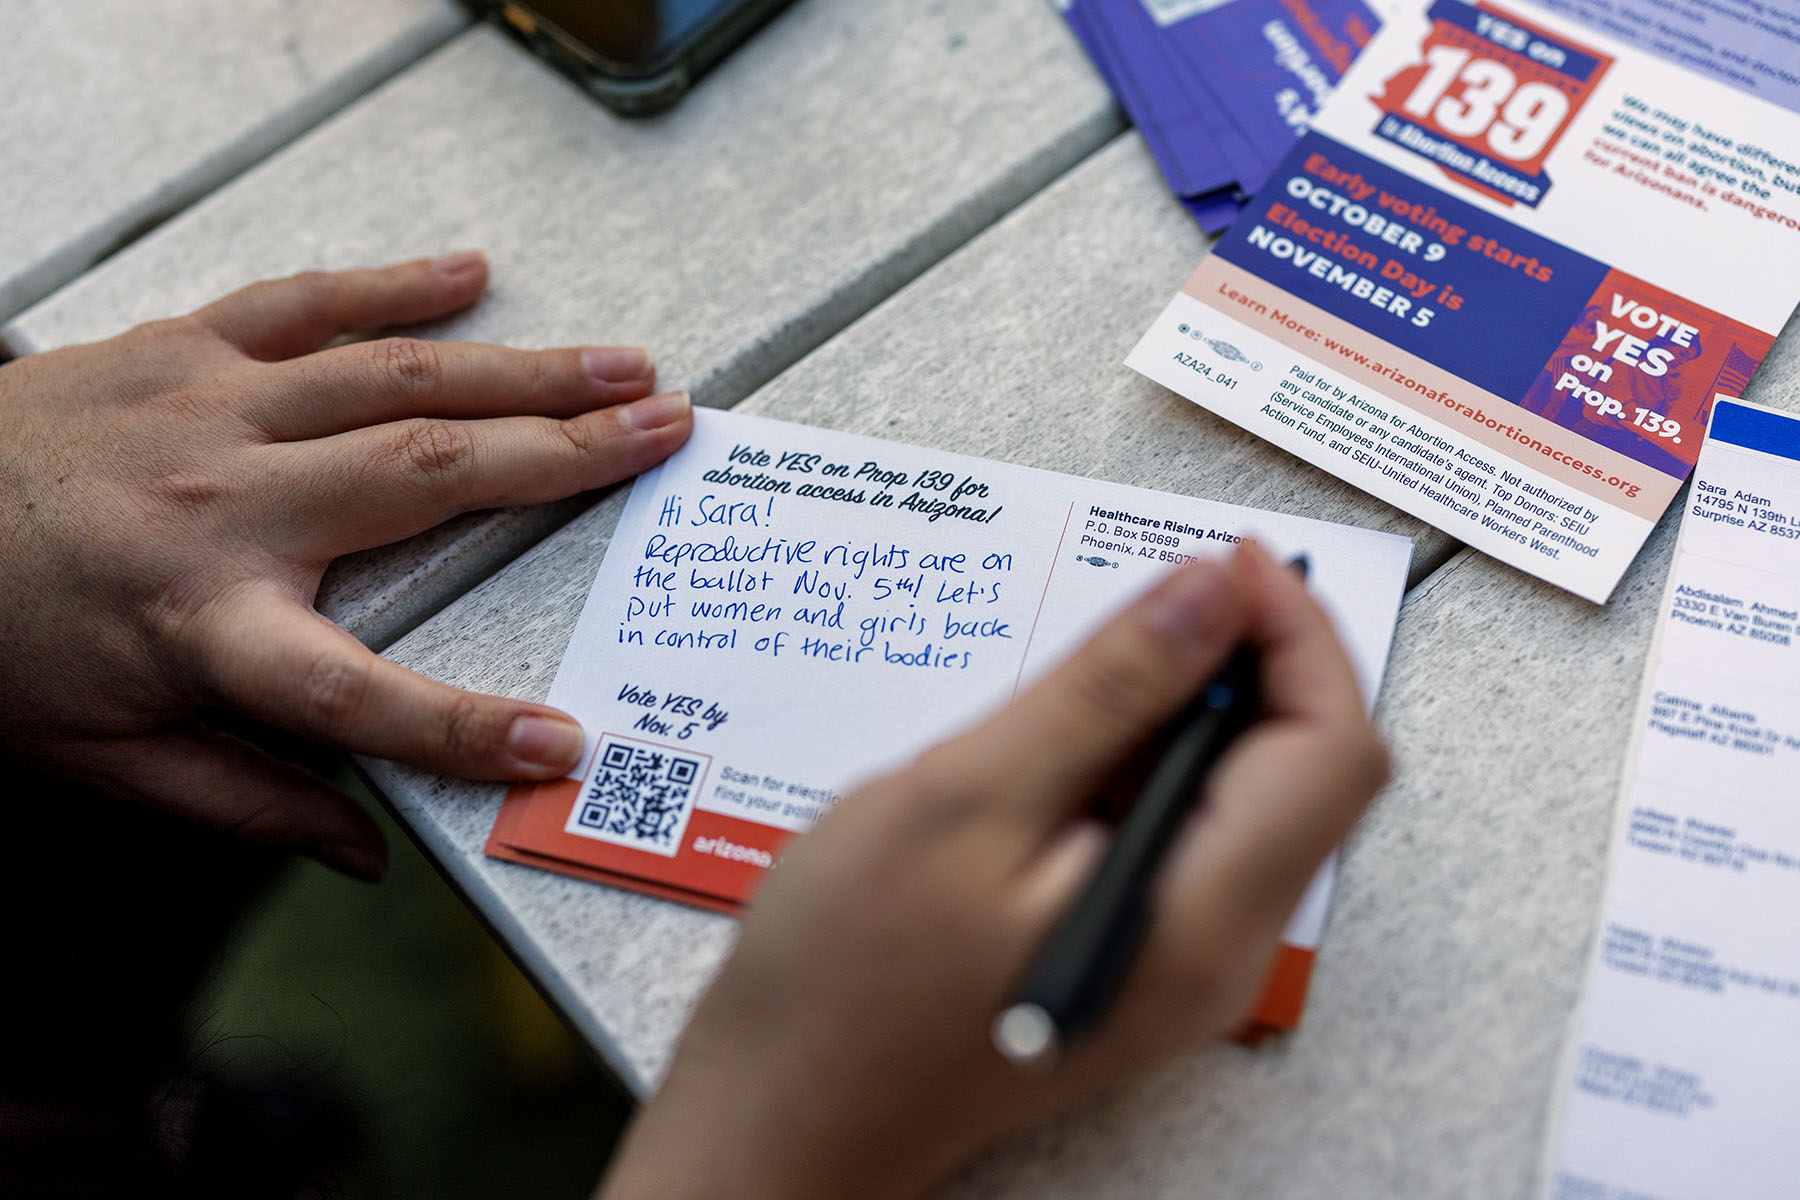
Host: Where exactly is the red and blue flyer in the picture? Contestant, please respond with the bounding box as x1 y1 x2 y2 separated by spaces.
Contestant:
1129 0 1800 602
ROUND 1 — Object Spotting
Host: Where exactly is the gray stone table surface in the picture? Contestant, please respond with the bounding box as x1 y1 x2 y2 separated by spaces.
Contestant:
3 2 1121 651
0 0 465 324
360 131 1458 1101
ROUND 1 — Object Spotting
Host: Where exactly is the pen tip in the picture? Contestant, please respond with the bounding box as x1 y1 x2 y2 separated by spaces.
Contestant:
992 1003 1061 1068
1287 554 1311 582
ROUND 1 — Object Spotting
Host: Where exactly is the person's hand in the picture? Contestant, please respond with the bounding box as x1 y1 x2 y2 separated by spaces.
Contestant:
0 253 692 880
601 541 1389 1199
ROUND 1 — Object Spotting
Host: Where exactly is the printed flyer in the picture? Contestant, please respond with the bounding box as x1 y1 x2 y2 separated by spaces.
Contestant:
1532 0 1800 114
1128 0 1800 601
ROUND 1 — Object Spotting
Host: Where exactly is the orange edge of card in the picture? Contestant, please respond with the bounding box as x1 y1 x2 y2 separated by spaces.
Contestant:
489 785 1322 1034
485 840 744 915
1245 943 1317 1034
486 780 744 916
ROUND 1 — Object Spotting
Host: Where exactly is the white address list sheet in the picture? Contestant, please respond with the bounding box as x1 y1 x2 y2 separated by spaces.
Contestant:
1543 398 1800 1199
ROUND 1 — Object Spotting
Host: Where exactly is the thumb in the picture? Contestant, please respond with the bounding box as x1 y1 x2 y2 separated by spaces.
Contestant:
202 594 587 782
90 727 389 881
949 552 1256 830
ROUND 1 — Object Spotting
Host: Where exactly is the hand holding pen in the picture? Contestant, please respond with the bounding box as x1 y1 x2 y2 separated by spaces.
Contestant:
604 541 1388 1200
993 555 1308 1066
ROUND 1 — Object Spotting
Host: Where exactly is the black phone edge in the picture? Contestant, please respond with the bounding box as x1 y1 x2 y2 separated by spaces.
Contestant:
470 0 800 116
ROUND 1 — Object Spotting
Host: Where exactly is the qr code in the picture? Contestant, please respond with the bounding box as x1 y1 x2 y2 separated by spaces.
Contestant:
563 735 707 857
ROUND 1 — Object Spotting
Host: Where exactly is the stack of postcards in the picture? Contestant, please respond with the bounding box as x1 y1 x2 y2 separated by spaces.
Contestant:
1058 0 1395 231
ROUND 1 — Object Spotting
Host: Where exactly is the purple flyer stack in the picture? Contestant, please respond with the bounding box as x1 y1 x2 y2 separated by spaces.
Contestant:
1058 0 1387 232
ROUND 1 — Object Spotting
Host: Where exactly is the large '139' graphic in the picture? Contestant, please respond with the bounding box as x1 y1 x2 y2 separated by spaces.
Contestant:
1372 1 1612 207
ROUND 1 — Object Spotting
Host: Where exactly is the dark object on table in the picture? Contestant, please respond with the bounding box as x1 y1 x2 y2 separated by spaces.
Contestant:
474 0 800 115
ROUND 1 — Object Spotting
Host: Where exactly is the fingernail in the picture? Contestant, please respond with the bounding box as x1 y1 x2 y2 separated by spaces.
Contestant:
1234 538 1270 567
1141 561 1233 643
583 346 655 381
508 713 584 771
433 250 486 278
623 390 692 431
320 840 387 883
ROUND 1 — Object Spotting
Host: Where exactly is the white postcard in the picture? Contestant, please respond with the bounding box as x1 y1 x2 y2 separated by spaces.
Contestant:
487 408 1412 1032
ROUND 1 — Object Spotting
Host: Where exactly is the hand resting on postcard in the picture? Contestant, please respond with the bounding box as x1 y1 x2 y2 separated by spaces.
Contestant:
0 255 691 880
602 541 1389 1199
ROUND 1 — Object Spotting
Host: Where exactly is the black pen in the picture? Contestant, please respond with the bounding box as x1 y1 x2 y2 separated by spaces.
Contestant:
990 556 1308 1067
